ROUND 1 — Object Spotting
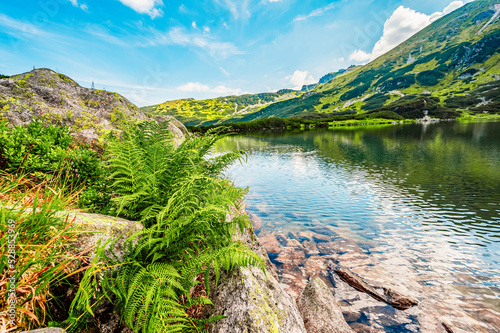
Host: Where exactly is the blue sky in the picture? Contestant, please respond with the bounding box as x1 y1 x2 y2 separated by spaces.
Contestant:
0 0 471 106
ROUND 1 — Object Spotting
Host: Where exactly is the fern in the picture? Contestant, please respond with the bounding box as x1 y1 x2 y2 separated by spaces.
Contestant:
69 122 264 332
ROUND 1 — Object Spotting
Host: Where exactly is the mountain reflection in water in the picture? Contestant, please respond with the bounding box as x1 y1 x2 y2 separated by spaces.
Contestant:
212 121 500 332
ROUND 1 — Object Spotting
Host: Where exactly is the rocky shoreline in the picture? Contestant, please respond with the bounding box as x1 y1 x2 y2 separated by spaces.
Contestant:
251 215 500 333
19 200 500 333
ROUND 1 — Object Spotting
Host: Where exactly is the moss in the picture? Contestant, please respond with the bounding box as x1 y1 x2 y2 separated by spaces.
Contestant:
41 78 56 88
242 270 286 333
58 73 73 83
15 79 29 89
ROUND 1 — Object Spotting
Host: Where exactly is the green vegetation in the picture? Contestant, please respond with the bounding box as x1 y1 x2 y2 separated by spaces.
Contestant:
189 110 406 133
1 120 263 332
0 120 102 187
0 175 83 331
142 92 299 126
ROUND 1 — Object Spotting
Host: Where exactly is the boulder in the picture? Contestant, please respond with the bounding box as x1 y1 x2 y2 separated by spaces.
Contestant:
249 212 262 232
68 212 143 261
206 211 306 333
153 115 189 148
0 69 188 145
297 278 354 333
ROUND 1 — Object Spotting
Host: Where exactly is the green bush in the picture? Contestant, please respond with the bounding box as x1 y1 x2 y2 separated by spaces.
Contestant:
0 120 112 212
0 120 98 184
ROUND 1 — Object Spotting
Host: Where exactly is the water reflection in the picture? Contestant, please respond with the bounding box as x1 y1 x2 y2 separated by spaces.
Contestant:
212 121 500 331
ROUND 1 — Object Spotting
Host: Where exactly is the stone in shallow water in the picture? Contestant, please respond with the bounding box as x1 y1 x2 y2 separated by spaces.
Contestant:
312 225 340 238
249 213 262 232
349 322 384 333
297 277 354 333
303 239 320 255
259 234 281 254
317 241 339 255
275 233 288 246
304 256 328 279
331 238 364 254
342 311 362 323
297 230 331 242
275 247 306 266
287 238 304 249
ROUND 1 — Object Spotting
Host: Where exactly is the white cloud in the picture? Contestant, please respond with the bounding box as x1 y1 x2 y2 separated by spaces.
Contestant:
212 85 244 95
203 26 210 33
177 82 211 92
348 1 468 63
349 49 371 62
176 82 243 96
294 2 337 22
164 28 242 58
192 21 197 29
0 14 48 37
69 0 88 11
268 0 281 2
286 70 316 90
89 26 242 59
220 67 230 76
117 0 164 18
337 57 345 62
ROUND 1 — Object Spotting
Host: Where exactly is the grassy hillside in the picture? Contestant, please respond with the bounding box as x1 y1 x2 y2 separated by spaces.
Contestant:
143 0 500 125
142 91 299 126
238 0 500 122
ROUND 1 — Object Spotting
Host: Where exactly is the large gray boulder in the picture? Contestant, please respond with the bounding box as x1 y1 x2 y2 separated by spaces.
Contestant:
205 204 307 333
206 232 307 333
0 69 188 144
69 212 142 261
297 278 354 333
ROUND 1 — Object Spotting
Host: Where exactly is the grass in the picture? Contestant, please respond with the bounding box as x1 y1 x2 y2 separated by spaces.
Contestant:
0 173 84 332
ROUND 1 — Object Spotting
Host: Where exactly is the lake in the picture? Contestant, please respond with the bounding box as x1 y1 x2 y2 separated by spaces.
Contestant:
213 120 500 332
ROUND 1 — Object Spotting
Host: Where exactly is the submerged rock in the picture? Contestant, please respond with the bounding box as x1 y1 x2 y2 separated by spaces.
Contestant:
249 212 262 232
260 233 282 254
303 240 319 255
297 278 354 333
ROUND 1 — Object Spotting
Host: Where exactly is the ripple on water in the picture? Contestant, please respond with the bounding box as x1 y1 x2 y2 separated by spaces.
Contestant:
213 122 500 331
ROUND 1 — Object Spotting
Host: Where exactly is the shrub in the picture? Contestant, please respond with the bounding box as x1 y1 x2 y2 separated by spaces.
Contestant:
0 120 101 188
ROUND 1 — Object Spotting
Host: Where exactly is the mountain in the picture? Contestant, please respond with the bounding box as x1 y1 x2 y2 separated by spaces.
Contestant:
0 68 188 142
141 91 300 126
143 0 500 125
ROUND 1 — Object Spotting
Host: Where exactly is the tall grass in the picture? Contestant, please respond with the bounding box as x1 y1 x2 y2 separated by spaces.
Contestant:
0 174 84 332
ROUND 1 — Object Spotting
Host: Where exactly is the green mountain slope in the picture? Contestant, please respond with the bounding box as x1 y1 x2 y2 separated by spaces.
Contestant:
143 0 500 125
142 91 299 126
